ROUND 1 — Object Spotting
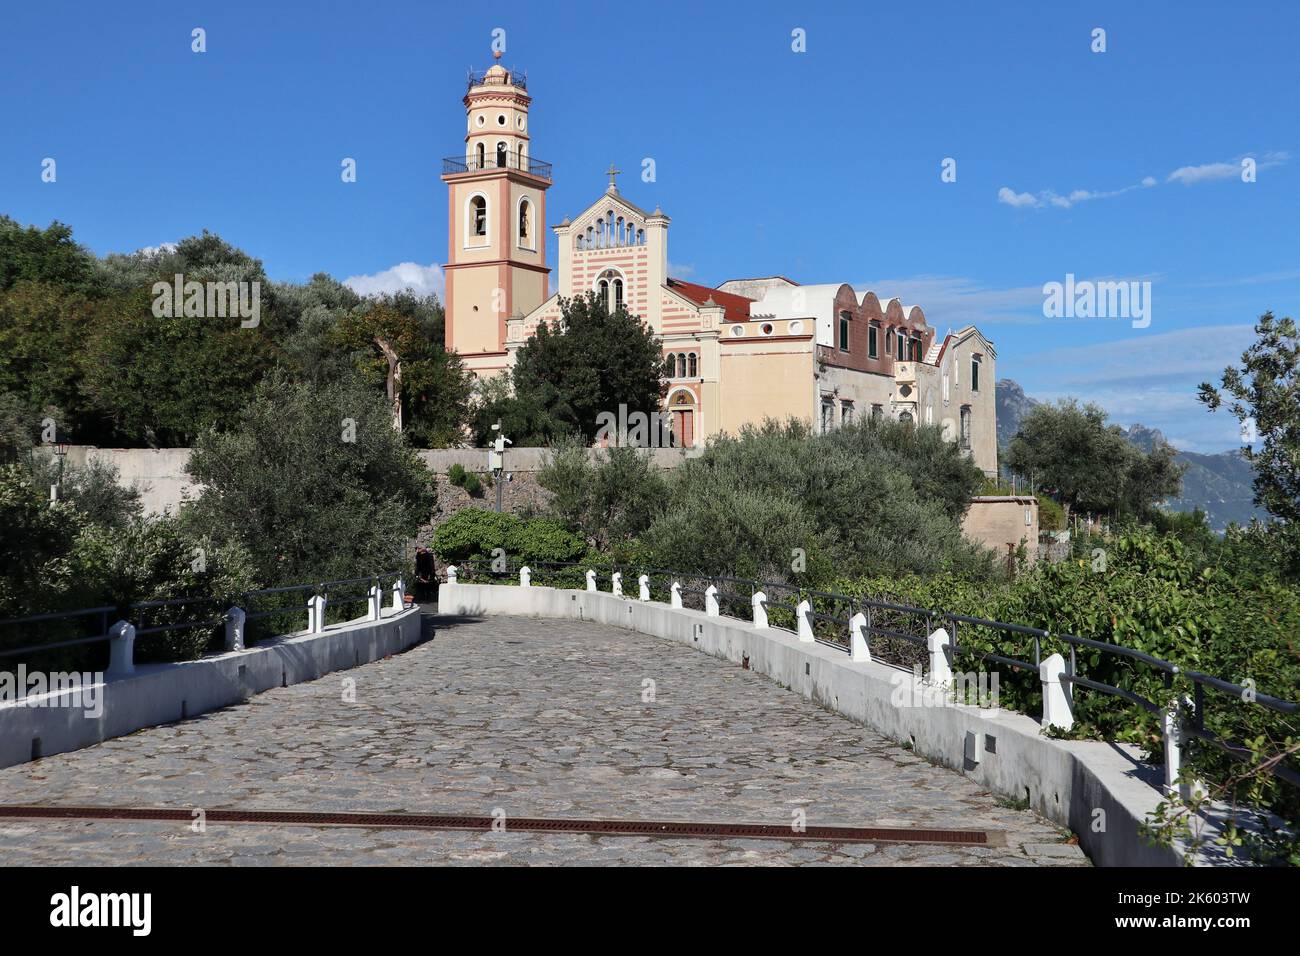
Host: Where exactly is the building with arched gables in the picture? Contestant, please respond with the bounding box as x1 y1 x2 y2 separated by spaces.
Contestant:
441 58 998 473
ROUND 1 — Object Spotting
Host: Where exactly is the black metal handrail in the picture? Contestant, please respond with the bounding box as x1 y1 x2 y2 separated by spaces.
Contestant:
0 571 405 659
442 153 553 180
467 67 527 90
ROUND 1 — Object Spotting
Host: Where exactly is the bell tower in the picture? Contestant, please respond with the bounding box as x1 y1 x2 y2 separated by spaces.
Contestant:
441 53 551 377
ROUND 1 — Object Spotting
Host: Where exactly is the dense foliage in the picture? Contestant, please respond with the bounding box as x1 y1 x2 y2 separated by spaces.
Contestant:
183 374 435 589
1004 398 1184 518
470 292 666 445
431 508 586 566
0 216 473 449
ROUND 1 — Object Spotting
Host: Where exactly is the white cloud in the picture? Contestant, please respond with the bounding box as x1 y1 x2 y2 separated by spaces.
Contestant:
137 242 177 257
999 151 1288 210
1166 161 1239 186
668 261 696 279
997 187 1039 208
855 275 1047 326
1022 324 1249 388
343 261 444 299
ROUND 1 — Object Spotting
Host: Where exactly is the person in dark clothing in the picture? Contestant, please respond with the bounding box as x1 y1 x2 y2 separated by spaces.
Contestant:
414 547 437 604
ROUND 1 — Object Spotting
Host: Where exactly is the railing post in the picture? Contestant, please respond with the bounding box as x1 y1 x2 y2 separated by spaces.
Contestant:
796 599 814 643
308 594 326 635
670 581 682 609
1039 652 1073 731
849 611 870 663
391 577 404 611
705 584 719 616
585 569 597 592
519 566 531 587
225 607 246 652
1161 700 1183 797
751 591 768 629
611 571 622 597
367 583 383 621
106 620 135 677
446 565 458 584
927 627 953 687
638 574 650 602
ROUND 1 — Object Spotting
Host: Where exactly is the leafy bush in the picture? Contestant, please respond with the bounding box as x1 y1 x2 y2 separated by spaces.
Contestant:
432 508 585 566
1037 494 1065 531
636 418 993 582
538 440 668 554
183 372 434 587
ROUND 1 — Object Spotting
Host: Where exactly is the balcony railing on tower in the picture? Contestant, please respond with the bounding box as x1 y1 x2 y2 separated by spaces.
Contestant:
443 151 553 180
467 67 527 90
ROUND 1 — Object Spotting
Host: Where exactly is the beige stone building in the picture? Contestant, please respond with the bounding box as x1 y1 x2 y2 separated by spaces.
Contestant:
441 59 998 473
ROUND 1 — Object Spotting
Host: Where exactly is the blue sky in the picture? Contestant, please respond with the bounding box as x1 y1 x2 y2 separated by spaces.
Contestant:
2 0 1295 452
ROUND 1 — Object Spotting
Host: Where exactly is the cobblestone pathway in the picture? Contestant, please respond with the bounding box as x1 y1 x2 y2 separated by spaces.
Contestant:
0 614 1088 866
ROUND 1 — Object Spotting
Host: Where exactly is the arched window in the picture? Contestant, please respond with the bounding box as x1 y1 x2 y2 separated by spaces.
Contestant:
616 217 625 245
960 406 972 449
638 229 645 245
687 352 697 377
469 196 487 237
885 329 894 354
496 142 507 167
596 220 605 248
518 199 531 243
598 278 609 306
666 353 677 377
586 226 594 246
613 278 624 311
576 234 585 251
475 143 485 168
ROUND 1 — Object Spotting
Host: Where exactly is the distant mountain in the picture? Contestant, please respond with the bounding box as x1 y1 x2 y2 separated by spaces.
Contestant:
995 378 1039 448
995 379 1267 531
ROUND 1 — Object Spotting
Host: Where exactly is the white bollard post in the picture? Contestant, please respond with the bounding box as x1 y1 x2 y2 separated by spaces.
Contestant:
585 569 597 592
752 591 768 629
391 577 404 611
367 584 383 621
519 566 531 587
849 611 871 663
106 620 135 677
638 574 650 602
225 607 246 652
927 627 953 688
670 581 682 609
705 584 719 616
446 565 458 584
1039 652 1073 731
308 594 326 635
611 572 623 597
796 599 815 643
1162 699 1188 798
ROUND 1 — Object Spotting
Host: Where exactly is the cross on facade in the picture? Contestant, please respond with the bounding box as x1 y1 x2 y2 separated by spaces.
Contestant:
605 163 621 190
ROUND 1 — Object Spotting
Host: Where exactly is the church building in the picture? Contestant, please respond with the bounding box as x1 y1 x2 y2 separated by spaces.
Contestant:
441 58 998 474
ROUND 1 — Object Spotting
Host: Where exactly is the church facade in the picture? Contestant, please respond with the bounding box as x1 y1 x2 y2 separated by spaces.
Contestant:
441 60 998 474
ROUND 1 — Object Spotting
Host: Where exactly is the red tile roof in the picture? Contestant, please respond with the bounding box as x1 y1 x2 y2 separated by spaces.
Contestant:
666 278 753 324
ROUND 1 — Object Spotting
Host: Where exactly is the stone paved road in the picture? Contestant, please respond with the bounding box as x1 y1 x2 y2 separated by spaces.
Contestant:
0 614 1088 866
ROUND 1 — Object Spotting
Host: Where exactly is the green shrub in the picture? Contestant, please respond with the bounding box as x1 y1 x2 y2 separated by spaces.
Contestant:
447 463 467 486
432 508 584 567
1037 494 1065 531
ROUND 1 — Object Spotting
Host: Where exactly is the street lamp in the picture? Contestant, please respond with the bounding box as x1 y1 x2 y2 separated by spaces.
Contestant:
51 433 69 503
489 421 511 513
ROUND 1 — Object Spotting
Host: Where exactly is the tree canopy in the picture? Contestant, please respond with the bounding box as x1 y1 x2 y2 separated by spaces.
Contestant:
1004 399 1183 517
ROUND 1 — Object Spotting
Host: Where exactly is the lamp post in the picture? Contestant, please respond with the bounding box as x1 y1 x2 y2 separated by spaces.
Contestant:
52 435 69 503
489 420 511 513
